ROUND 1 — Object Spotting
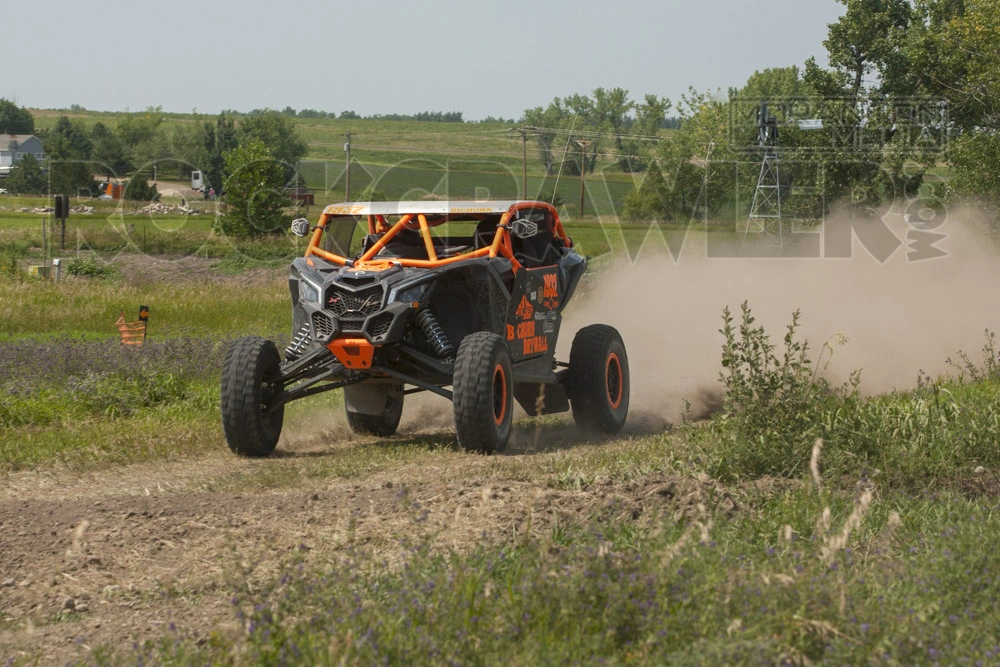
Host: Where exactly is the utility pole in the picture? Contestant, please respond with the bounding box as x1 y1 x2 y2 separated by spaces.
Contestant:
512 126 528 199
343 132 353 201
573 140 594 217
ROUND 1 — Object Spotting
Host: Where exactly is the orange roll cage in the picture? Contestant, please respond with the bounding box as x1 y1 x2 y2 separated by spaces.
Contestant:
304 201 571 273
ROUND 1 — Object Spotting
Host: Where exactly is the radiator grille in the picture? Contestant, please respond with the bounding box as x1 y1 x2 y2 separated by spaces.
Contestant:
326 285 384 318
311 311 335 339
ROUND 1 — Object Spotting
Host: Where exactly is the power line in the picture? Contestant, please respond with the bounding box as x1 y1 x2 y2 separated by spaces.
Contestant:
307 125 668 145
524 126 666 142
307 142 648 161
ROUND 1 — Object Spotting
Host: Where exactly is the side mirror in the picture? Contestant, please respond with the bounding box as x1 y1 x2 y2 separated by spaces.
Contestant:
291 218 311 237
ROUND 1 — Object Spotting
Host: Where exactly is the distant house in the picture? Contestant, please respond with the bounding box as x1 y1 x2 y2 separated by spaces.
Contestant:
0 134 46 178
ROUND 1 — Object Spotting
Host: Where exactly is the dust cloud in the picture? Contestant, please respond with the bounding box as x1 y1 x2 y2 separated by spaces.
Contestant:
289 206 1000 440
560 206 1000 426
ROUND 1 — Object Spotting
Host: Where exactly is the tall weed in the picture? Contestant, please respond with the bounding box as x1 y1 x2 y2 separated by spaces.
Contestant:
709 302 858 480
704 308 1000 489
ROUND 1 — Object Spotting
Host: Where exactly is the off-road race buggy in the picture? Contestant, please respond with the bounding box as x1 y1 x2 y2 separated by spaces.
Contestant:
220 200 629 455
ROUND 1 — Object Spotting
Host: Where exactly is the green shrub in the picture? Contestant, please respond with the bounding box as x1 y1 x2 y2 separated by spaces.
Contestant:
219 140 291 238
709 302 857 480
65 254 118 279
822 379 1000 486
124 168 159 202
703 309 1000 488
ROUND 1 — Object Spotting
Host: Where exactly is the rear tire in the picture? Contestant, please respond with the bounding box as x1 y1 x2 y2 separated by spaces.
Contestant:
221 337 285 457
453 332 513 454
345 383 404 437
566 324 629 433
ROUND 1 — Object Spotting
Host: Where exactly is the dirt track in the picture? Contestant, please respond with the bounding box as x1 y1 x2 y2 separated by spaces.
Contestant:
0 420 698 665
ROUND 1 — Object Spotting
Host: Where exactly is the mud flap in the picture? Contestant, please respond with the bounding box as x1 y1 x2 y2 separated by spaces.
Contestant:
514 382 569 416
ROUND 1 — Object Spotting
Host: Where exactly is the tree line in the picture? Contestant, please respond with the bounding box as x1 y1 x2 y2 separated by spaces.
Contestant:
520 89 673 176
0 106 308 202
622 0 1000 222
257 107 467 123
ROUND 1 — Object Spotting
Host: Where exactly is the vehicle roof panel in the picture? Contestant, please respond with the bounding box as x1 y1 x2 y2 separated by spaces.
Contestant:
321 200 540 217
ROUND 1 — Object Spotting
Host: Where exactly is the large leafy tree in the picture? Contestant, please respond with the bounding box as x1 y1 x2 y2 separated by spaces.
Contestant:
169 122 204 179
0 99 34 134
926 0 1000 213
123 166 158 202
236 110 308 183
5 154 47 195
811 1 952 208
624 89 728 221
818 0 1000 214
622 0 999 221
621 94 672 172
219 140 290 238
116 107 171 172
824 0 913 98
44 116 95 196
521 100 569 176
521 89 671 178
623 64 887 222
591 87 634 170
47 116 92 158
91 122 134 178
200 113 238 193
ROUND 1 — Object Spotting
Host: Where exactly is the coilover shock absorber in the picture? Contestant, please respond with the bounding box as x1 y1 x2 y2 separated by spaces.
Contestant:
415 307 455 359
284 323 311 361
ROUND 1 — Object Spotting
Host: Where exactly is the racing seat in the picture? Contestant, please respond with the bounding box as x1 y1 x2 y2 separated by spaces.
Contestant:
509 209 561 268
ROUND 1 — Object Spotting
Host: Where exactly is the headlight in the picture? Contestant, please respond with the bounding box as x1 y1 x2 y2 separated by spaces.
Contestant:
388 282 430 304
299 279 321 304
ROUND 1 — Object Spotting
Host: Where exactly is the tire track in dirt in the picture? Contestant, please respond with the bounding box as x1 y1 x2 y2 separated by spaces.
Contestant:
0 426 696 665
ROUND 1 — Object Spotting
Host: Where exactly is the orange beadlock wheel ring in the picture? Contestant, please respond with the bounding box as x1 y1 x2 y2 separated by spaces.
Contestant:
606 352 623 410
493 363 508 426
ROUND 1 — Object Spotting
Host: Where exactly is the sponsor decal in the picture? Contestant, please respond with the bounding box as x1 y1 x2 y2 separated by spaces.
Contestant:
515 295 534 320
523 335 549 354
543 273 558 299
325 205 366 215
543 311 557 334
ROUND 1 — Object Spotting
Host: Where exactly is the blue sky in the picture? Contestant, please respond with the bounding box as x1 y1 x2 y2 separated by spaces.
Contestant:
5 0 845 119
